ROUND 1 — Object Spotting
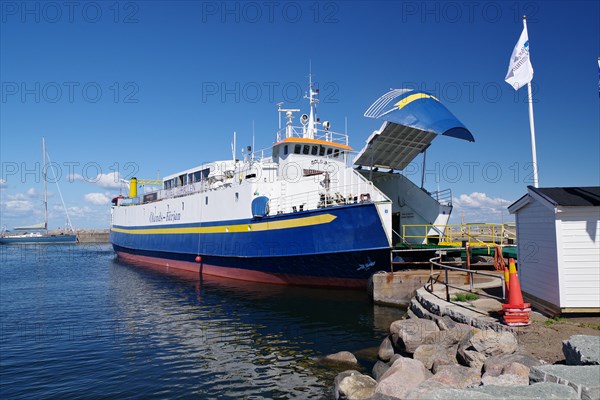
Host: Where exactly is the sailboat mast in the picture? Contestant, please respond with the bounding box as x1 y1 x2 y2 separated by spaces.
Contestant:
43 137 48 230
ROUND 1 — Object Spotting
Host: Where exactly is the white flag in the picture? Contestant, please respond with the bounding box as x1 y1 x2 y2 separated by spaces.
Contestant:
505 26 534 90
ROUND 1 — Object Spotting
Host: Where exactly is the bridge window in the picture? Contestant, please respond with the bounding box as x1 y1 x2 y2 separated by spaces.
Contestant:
294 144 301 154
284 145 288 155
319 146 325 156
333 149 340 158
303 145 310 155
327 148 333 156
311 145 318 156
191 171 202 183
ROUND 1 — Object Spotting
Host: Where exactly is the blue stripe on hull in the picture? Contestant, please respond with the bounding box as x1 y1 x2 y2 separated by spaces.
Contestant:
111 203 391 283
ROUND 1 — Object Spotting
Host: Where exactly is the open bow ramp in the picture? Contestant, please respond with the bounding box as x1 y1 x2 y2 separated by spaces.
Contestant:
354 89 474 171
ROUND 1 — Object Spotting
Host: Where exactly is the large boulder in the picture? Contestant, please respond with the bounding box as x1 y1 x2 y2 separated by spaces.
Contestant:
372 361 390 382
562 335 600 366
431 358 455 374
457 329 518 369
457 348 488 371
468 329 518 356
481 373 529 386
366 394 399 400
404 381 454 400
407 387 494 400
375 356 432 398
407 383 578 400
470 382 579 399
444 323 477 345
323 351 359 366
436 316 458 331
530 364 600 400
378 336 395 362
413 344 458 370
334 371 359 399
501 361 531 378
483 353 541 377
333 370 377 400
429 364 481 389
389 319 440 354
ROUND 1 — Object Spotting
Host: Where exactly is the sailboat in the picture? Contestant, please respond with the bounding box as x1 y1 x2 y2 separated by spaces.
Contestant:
0 138 78 244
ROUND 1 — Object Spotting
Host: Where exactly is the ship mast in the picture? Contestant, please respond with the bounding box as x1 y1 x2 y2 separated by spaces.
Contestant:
42 137 48 231
305 72 319 139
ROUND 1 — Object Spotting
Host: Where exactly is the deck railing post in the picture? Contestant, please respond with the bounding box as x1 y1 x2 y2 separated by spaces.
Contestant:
445 267 450 302
465 243 471 285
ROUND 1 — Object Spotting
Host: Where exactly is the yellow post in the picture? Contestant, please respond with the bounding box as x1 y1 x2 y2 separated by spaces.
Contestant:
129 177 138 198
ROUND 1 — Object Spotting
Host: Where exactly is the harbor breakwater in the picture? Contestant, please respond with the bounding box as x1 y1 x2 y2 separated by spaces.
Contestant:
329 291 600 399
74 229 110 243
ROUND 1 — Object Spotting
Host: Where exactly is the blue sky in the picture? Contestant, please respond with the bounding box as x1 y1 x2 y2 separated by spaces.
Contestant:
1 1 599 229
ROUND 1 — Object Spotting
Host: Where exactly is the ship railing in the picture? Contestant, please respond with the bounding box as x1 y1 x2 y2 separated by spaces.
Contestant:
430 188 452 207
402 223 517 246
276 126 348 146
267 180 380 215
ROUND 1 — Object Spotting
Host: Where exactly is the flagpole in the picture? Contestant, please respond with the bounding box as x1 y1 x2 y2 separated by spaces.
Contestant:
523 16 539 188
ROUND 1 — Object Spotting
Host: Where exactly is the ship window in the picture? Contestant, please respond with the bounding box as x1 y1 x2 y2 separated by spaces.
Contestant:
235 192 239 202
284 145 288 155
182 202 185 210
294 144 301 154
333 149 340 158
302 145 310 155
192 171 202 183
205 196 208 205
327 148 333 155
311 146 318 155
319 146 325 156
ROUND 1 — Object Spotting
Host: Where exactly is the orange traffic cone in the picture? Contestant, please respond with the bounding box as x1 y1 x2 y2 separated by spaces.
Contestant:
506 258 525 307
502 258 531 326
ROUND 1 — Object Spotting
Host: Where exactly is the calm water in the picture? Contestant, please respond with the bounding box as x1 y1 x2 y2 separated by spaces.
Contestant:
0 244 403 399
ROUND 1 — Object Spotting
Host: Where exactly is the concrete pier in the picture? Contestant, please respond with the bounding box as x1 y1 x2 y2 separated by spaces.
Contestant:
370 270 497 308
76 229 109 243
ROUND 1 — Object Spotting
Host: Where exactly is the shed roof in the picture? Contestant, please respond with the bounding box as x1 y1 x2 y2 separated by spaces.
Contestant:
508 186 600 214
532 186 600 207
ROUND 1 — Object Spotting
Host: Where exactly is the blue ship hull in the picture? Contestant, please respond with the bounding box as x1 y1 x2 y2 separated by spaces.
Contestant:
111 203 391 287
0 234 78 244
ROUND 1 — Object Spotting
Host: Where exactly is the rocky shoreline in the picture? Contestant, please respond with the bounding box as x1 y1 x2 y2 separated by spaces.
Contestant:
329 314 600 400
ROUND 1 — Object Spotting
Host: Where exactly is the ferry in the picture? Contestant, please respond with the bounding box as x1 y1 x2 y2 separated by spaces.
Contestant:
110 79 473 287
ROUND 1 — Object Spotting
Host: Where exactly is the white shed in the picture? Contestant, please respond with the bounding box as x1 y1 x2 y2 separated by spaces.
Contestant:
508 186 600 315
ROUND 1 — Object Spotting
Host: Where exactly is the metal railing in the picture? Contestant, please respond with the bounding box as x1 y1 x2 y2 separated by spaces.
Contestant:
403 223 517 245
267 181 377 215
427 252 506 303
430 188 452 207
276 126 348 146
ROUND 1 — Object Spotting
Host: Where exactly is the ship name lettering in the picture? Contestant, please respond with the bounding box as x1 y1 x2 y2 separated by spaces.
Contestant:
166 211 181 221
149 212 165 223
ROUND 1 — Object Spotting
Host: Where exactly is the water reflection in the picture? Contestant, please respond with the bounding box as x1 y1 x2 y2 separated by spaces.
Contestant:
0 245 404 399
110 258 404 398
